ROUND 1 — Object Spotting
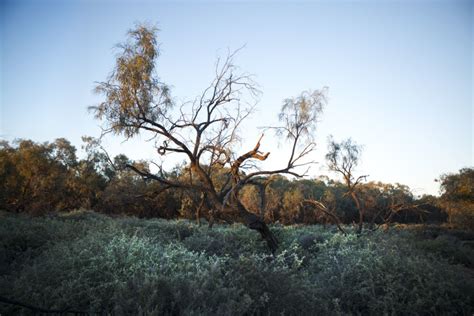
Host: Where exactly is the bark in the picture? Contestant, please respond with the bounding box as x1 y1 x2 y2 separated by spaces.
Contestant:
209 206 278 252
223 135 278 252
248 218 278 254
241 203 278 253
196 202 202 226
206 189 278 253
208 209 215 228
196 193 206 227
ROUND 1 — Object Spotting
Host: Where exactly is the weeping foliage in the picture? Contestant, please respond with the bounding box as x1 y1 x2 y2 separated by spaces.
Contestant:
92 25 172 138
326 137 363 177
278 88 327 141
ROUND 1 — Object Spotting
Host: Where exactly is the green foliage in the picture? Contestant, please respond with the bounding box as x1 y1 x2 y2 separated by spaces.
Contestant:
413 235 474 268
1 212 472 315
309 231 473 315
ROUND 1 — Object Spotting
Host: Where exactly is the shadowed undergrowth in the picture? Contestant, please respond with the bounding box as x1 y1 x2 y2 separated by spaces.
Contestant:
0 210 473 315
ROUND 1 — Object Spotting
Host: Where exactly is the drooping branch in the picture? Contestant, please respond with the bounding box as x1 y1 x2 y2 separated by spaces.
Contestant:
354 174 369 188
125 163 195 191
302 200 346 235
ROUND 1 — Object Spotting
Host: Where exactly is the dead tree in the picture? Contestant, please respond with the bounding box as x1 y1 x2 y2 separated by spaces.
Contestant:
91 25 327 252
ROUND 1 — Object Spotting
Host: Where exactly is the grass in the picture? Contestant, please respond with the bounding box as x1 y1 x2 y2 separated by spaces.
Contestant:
0 210 473 315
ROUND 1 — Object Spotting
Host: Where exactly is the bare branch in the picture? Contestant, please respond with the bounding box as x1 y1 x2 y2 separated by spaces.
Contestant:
302 200 346 235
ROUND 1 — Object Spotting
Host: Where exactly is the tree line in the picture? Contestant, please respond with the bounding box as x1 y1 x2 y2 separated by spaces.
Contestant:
2 137 471 229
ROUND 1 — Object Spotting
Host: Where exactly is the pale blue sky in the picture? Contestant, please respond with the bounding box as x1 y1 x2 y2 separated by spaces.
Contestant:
1 0 472 195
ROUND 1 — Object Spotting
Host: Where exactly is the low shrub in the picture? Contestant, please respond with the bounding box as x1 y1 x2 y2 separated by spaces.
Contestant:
0 212 472 315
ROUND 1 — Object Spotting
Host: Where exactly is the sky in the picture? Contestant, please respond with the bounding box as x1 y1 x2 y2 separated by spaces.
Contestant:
1 0 472 196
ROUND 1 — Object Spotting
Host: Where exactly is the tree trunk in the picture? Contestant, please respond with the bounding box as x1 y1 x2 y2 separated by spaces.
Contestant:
237 201 278 253
351 191 364 234
196 193 206 227
189 163 278 252
208 209 214 228
196 205 201 226
207 192 278 253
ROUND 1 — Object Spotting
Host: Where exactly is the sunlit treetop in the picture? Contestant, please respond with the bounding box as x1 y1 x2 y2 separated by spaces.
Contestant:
92 25 172 138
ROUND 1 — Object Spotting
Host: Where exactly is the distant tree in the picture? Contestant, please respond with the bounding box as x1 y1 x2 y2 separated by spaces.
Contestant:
97 161 180 218
360 182 420 227
438 168 474 201
298 178 348 232
319 180 357 223
416 194 446 224
438 168 474 229
0 141 22 212
91 24 327 252
326 137 367 233
0 139 81 214
81 136 117 182
52 138 78 169
282 188 304 224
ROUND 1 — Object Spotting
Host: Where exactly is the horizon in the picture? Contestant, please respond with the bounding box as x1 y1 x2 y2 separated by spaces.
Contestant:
1 0 473 196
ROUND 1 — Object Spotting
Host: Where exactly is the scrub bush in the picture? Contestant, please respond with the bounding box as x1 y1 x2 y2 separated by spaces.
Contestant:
0 211 472 315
